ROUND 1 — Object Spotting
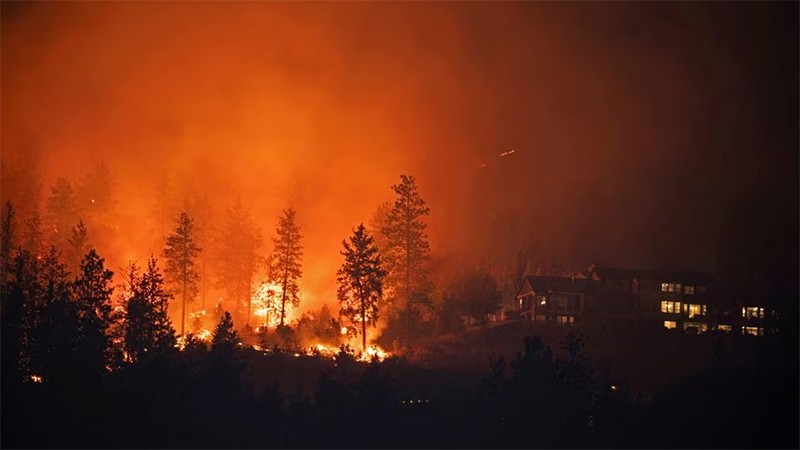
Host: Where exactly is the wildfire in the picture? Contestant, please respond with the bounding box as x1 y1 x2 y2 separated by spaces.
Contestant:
306 342 391 362
175 335 188 350
197 329 212 342
360 345 389 362
251 281 292 329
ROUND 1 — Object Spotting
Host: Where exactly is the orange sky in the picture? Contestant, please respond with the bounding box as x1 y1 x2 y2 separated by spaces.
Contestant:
2 2 797 311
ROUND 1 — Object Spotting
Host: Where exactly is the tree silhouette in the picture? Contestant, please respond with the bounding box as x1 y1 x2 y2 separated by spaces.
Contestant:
214 198 262 326
208 311 248 410
72 249 114 380
453 267 502 325
211 310 240 354
76 160 117 253
65 220 89 276
381 175 432 342
2 248 29 386
270 208 303 327
252 274 281 331
337 224 386 353
122 257 176 363
23 209 44 256
45 177 81 249
76 159 117 224
162 212 202 336
20 246 80 384
368 201 392 255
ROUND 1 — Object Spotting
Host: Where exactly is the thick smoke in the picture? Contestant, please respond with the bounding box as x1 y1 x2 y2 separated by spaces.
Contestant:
2 2 797 314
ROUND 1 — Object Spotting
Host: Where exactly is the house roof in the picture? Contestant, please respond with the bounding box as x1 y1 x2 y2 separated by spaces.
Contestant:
589 266 714 284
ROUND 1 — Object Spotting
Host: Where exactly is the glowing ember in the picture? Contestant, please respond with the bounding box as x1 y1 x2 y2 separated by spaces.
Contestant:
359 345 390 362
175 335 188 350
29 375 43 383
197 329 212 342
340 326 348 335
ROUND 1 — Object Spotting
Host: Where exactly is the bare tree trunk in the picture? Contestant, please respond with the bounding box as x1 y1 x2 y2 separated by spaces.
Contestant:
361 298 366 353
280 272 287 327
181 258 187 337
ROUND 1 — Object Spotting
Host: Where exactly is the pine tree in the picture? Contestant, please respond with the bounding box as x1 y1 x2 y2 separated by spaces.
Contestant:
23 209 44 256
253 269 282 331
454 267 502 325
122 257 176 363
76 160 117 224
45 177 81 249
211 310 240 354
66 220 89 276
381 175 432 341
72 249 114 379
214 198 262 327
337 224 386 353
208 311 247 409
162 212 202 336
76 160 118 254
2 249 28 386
21 246 80 384
270 208 303 327
368 201 392 256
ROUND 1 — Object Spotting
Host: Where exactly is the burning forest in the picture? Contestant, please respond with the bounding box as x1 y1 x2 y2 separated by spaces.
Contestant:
1 2 798 449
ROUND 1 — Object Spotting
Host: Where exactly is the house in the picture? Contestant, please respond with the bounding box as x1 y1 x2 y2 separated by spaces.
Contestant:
516 275 594 325
708 286 782 336
586 265 714 332
514 264 784 336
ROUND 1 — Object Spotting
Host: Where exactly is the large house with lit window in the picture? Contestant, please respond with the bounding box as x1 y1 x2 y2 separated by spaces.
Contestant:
515 264 782 336
516 275 594 325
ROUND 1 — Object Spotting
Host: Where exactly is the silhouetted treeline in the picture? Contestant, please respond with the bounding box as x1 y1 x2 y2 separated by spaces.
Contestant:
3 320 797 448
1 198 797 448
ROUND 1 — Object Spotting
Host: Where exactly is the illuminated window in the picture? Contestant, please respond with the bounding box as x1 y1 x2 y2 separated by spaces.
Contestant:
556 315 574 325
742 326 764 336
663 320 676 329
683 321 708 333
687 304 704 318
717 324 732 332
742 306 765 319
660 301 681 313
661 283 680 293
702 305 707 315
684 285 695 295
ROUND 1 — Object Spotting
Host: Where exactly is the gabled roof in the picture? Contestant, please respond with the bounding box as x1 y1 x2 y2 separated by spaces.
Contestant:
589 266 713 284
